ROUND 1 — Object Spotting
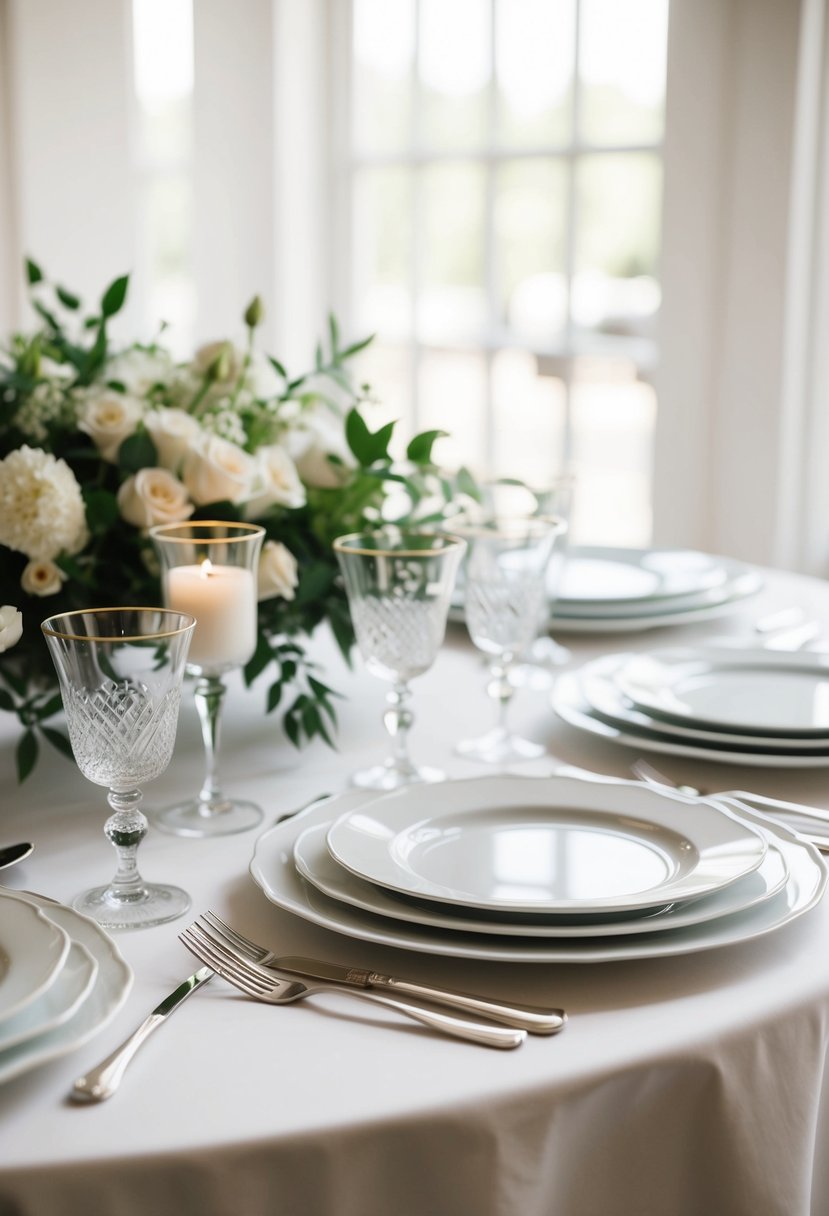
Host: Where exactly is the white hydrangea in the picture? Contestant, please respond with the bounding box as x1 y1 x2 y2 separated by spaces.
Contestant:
0 446 88 561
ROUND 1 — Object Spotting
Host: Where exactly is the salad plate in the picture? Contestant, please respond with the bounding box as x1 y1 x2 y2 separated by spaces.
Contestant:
0 893 70 1023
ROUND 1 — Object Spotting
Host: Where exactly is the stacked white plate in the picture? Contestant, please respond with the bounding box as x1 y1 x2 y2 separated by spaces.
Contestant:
250 774 826 963
554 646 829 771
0 888 132 1084
547 546 762 633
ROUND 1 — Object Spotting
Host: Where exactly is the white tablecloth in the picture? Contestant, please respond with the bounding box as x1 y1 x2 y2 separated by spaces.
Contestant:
2 567 829 1216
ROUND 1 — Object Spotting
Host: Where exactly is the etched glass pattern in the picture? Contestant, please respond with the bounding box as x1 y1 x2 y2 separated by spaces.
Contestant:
65 680 181 789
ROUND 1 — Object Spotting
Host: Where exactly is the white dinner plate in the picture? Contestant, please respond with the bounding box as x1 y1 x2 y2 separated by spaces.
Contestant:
249 786 826 963
0 940 97 1053
324 775 766 916
581 655 829 751
0 893 70 1022
614 648 829 736
295 816 788 938
554 547 747 608
0 892 132 1085
553 672 829 767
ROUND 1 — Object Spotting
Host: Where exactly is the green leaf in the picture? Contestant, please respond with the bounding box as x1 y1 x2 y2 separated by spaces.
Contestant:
268 356 288 380
244 633 273 685
328 313 340 354
83 487 120 532
407 429 448 465
40 727 74 761
456 466 481 500
118 430 158 474
16 730 38 782
344 409 396 465
266 681 283 714
56 286 81 310
100 274 129 319
0 689 15 712
295 562 335 607
33 300 61 331
35 693 64 719
190 500 243 523
284 709 301 747
339 334 374 359
25 257 43 285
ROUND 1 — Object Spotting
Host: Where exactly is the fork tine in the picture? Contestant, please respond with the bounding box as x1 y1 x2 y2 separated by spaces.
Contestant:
188 923 279 996
201 911 264 962
179 926 273 997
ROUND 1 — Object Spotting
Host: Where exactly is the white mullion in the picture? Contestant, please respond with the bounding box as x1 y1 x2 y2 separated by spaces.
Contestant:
560 0 583 472
349 140 661 171
409 0 422 436
483 0 497 474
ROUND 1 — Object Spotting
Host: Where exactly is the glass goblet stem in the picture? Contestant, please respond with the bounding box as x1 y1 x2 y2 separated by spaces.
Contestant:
382 680 417 781
194 674 230 814
487 655 516 735
103 787 151 905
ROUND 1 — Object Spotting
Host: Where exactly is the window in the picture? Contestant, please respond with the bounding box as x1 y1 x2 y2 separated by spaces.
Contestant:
342 0 668 544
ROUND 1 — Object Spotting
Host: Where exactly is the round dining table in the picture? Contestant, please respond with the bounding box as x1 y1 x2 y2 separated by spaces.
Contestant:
2 563 829 1216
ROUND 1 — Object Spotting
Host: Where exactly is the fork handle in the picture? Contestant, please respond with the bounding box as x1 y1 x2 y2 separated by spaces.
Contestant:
372 977 565 1035
317 984 525 1049
72 1014 163 1102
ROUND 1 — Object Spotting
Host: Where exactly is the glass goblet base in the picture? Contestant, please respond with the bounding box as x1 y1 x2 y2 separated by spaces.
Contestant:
73 881 191 930
455 726 546 765
152 797 264 838
351 762 445 791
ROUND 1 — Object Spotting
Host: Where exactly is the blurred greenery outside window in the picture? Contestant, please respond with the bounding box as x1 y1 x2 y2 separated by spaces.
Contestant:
349 0 668 545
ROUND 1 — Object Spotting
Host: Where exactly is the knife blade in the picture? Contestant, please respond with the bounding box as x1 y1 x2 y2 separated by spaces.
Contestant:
71 967 213 1103
269 956 566 1035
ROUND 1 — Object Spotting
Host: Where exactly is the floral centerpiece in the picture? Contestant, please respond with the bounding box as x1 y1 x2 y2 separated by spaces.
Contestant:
0 260 458 780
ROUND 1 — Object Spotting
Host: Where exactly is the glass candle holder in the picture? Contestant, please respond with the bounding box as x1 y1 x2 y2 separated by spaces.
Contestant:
150 521 265 837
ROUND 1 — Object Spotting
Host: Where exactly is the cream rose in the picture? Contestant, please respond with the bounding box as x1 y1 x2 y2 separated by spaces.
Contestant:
182 434 258 506
145 408 202 473
117 468 194 528
78 390 143 463
257 540 299 602
287 408 353 489
0 605 23 652
21 559 66 597
243 445 306 519
105 348 174 396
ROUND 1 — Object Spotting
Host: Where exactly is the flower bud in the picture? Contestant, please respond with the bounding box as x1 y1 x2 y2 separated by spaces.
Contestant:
207 342 233 383
244 295 264 329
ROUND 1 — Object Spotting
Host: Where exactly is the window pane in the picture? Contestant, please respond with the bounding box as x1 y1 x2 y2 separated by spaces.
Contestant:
495 159 567 347
353 0 415 153
354 342 414 457
569 356 655 545
419 164 487 345
573 153 661 341
353 168 412 340
417 348 488 472
138 174 195 352
495 0 574 148
419 0 490 149
579 0 668 146
492 349 567 485
133 0 193 164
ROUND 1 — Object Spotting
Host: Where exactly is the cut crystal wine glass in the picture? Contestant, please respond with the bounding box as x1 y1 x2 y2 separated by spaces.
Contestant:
149 521 265 838
41 607 195 929
334 529 466 789
451 514 567 764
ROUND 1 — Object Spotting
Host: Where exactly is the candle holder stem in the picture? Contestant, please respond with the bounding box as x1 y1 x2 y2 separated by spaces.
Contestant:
152 671 264 838
194 674 229 811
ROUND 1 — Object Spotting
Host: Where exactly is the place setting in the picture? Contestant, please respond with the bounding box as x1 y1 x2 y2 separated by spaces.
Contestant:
554 643 829 769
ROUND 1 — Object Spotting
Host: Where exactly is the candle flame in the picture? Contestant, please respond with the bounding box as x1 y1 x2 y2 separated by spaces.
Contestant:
200 558 214 576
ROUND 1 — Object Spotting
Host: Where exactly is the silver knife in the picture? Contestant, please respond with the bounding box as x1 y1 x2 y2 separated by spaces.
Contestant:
270 956 566 1035
71 967 213 1103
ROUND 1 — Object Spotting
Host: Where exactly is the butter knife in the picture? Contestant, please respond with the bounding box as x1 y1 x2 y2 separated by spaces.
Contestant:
71 967 212 1103
270 956 566 1035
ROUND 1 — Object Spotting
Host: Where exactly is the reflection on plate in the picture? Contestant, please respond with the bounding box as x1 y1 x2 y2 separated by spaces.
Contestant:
325 775 767 915
294 817 788 938
0 892 132 1085
250 781 826 963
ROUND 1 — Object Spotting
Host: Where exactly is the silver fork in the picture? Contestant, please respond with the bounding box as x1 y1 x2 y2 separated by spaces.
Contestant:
179 923 526 1050
201 910 565 1035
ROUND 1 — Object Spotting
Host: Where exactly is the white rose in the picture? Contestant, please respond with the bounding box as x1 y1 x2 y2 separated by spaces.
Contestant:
257 540 299 602
243 446 306 520
105 348 174 396
0 446 88 560
78 390 143 463
117 468 194 528
287 408 353 489
21 560 66 597
182 434 258 506
0 605 23 652
193 341 242 385
145 408 202 473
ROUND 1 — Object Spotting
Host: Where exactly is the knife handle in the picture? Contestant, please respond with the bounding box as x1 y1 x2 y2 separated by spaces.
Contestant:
72 1014 163 1103
371 976 566 1035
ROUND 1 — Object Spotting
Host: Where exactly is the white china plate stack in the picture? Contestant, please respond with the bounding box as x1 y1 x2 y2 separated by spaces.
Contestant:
250 774 827 964
548 546 762 633
554 646 829 771
0 889 132 1084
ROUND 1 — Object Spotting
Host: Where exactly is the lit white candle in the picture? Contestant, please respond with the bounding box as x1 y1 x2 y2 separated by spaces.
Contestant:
165 560 257 671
